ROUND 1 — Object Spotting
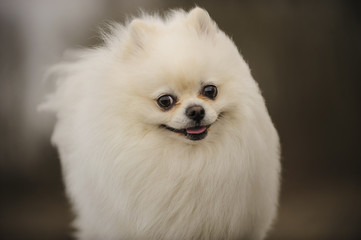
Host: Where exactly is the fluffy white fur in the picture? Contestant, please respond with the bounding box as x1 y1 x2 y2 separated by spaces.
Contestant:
42 7 281 240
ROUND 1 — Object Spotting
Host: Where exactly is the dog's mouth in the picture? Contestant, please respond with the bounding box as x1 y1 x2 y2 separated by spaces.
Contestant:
161 124 211 141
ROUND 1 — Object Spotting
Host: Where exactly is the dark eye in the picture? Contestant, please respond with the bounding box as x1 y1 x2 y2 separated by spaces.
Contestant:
157 95 176 110
202 85 218 99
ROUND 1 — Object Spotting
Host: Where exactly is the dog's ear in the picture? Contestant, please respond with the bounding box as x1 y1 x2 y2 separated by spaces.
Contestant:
187 7 217 36
123 19 156 59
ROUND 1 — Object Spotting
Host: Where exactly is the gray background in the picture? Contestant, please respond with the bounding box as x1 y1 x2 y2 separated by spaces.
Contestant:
1 0 360 239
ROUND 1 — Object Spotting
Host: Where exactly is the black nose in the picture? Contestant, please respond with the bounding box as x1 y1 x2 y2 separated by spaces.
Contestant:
185 105 205 122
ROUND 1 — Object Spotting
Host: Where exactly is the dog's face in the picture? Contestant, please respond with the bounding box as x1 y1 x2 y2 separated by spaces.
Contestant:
153 80 220 141
113 8 254 143
157 84 218 141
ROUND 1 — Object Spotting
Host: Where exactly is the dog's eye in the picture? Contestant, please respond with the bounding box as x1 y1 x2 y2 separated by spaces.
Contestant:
202 85 217 100
157 95 176 110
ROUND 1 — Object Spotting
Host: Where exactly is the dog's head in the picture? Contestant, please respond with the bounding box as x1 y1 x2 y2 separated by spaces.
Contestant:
110 8 257 144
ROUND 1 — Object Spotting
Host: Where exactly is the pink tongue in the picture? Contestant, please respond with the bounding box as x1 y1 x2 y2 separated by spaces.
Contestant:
186 126 207 134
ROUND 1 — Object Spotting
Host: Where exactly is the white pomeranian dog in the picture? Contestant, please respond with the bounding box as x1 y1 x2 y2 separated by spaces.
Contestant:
42 7 280 240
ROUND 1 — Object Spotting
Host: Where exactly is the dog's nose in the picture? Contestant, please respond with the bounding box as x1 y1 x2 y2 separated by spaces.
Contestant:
185 105 205 122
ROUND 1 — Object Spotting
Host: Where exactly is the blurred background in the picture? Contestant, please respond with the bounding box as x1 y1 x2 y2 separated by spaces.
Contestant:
1 0 360 239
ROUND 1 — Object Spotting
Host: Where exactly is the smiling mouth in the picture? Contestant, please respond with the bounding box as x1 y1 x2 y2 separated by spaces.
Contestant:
161 124 211 141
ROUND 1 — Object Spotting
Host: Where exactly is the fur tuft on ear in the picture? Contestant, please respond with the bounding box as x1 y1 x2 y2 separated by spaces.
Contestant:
187 7 217 36
123 19 156 59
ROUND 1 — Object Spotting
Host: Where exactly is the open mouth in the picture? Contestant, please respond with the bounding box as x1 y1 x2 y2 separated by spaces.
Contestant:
161 124 210 141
